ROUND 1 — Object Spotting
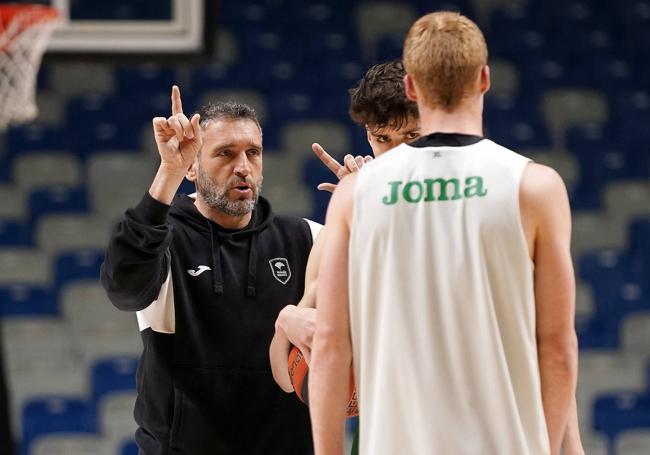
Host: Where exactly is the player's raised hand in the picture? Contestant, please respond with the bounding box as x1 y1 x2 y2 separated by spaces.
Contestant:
152 85 202 172
312 142 373 192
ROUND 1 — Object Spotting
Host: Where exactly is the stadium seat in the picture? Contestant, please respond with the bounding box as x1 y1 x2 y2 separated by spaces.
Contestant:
540 89 609 148
29 186 89 224
98 391 138 446
354 2 418 61
92 357 138 403
36 214 110 258
615 428 650 455
0 219 31 246
49 62 115 98
621 312 650 353
281 120 351 157
603 180 650 225
22 397 97 454
576 280 595 318
115 65 177 97
629 217 650 257
31 433 113 455
521 151 578 190
0 249 51 285
571 212 627 258
34 90 66 127
593 392 650 441
487 59 521 99
0 185 27 219
13 153 82 192
5 123 67 156
263 154 314 217
120 439 138 455
53 249 104 291
0 285 56 317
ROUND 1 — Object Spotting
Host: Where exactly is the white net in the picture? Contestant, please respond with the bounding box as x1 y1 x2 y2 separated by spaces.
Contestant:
0 6 59 130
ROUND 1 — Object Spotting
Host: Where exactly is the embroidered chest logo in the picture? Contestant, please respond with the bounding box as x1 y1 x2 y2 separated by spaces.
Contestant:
187 265 211 277
269 258 291 285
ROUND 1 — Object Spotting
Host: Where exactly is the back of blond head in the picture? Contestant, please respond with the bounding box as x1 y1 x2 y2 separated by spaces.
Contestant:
403 11 488 110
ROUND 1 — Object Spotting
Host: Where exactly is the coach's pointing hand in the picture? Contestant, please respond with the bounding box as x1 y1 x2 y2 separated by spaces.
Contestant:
149 85 202 205
312 142 372 193
152 85 202 173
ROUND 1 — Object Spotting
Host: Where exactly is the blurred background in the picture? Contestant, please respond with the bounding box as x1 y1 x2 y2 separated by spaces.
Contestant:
0 0 648 454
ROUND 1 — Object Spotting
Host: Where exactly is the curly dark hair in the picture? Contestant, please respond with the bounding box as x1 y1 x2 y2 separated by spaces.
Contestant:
348 60 419 130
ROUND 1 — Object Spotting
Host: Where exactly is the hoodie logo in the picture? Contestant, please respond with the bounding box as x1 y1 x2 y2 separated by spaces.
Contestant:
187 265 212 277
269 258 291 285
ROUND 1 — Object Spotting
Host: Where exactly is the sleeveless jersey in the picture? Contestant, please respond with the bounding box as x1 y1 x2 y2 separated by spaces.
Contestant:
348 133 549 455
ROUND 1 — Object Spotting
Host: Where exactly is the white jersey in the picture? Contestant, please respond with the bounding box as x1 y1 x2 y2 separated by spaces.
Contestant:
348 134 549 455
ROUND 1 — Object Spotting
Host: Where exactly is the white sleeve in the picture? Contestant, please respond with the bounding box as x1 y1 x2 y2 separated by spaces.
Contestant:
303 218 323 243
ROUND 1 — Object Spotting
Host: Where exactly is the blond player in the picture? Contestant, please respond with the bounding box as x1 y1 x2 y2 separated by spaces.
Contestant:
310 12 579 455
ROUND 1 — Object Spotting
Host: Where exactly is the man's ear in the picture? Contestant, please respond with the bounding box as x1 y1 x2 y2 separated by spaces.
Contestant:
479 65 491 95
186 160 198 182
404 74 418 102
365 125 373 145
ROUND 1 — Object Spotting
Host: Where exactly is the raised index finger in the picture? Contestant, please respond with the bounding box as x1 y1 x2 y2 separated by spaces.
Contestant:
171 85 183 116
312 143 342 176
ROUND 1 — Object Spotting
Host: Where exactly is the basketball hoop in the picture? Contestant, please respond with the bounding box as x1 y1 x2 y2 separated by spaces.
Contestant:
0 4 59 130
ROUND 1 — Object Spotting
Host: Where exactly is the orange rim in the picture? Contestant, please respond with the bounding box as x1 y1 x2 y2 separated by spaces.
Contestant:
0 4 59 29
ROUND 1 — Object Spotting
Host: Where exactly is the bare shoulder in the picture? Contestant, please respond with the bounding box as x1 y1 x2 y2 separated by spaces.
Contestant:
521 162 567 198
520 162 571 231
327 172 358 226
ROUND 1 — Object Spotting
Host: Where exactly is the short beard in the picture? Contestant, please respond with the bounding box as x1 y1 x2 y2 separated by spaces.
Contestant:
196 165 262 217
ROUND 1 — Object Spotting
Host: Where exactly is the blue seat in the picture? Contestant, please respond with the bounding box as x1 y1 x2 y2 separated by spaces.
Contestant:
92 356 138 403
54 249 105 292
116 65 177 97
629 217 650 257
121 439 139 455
29 186 89 225
593 392 650 441
21 397 96 454
0 219 32 246
575 314 620 349
0 285 56 317
191 64 242 93
5 124 67 160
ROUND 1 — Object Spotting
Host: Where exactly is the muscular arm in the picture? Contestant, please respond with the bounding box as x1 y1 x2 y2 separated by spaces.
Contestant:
270 227 326 391
310 174 356 455
521 163 579 455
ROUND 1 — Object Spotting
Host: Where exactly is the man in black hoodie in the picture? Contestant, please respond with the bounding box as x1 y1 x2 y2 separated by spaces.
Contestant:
101 86 318 454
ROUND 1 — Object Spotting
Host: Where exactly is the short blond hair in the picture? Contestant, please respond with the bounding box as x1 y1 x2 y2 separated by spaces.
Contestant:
403 11 488 110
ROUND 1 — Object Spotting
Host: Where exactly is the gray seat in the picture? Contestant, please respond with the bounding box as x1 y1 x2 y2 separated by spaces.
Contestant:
0 184 27 219
604 180 650 224
49 62 115 97
488 59 520 99
571 211 627 259
522 150 579 190
615 429 650 455
213 29 238 65
99 391 138 446
579 431 608 455
0 248 51 285
61 282 139 359
196 89 267 123
263 153 314 217
575 280 594 318
13 152 82 192
281 120 351 157
621 312 650 353
32 434 114 455
355 2 418 61
3 317 77 364
36 214 110 257
577 351 647 437
87 153 154 221
540 89 608 148
35 90 66 127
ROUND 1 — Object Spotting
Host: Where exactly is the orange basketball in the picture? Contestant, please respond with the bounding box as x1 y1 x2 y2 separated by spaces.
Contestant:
287 345 358 417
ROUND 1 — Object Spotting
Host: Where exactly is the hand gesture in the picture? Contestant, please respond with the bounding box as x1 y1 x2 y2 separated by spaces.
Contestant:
277 306 317 365
312 142 373 192
152 85 202 172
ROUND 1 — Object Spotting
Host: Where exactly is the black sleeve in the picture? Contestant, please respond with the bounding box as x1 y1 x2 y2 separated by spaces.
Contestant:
100 192 174 312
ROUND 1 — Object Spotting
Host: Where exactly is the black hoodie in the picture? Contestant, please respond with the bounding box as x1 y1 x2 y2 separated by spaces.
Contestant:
101 192 317 454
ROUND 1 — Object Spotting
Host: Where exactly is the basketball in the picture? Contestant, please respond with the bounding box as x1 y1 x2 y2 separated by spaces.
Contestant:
288 345 358 418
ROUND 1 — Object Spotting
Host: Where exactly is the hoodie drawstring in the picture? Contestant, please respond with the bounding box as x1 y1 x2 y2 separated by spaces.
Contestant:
246 235 258 297
208 223 224 295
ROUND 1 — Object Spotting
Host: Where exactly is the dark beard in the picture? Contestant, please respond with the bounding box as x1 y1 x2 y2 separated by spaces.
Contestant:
196 166 262 217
